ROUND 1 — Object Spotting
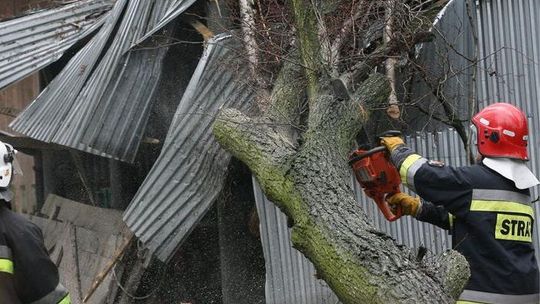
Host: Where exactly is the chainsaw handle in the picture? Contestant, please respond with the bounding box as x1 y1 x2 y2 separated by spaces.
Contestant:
378 130 402 138
366 191 403 222
382 195 403 222
348 146 387 165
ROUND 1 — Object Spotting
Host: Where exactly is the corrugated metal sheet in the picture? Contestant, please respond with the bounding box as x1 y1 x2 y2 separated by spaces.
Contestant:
409 0 475 131
253 179 340 304
123 33 257 262
0 0 113 90
133 0 198 46
10 0 197 162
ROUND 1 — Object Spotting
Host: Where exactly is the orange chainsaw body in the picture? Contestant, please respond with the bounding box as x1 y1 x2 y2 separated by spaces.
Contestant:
349 146 403 221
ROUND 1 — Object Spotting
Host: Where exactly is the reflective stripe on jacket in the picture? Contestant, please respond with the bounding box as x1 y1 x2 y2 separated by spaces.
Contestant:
0 205 70 304
0 245 13 274
391 145 540 303
29 283 70 304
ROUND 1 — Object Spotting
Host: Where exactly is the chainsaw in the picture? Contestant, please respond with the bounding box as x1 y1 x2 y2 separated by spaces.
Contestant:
349 131 403 222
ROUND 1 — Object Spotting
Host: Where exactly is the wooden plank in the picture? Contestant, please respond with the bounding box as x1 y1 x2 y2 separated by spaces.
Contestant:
0 1 15 22
41 194 125 235
76 229 124 304
83 233 133 303
25 213 126 304
60 224 83 304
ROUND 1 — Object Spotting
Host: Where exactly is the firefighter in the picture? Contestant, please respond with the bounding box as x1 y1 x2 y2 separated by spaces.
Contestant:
382 103 540 304
0 142 70 303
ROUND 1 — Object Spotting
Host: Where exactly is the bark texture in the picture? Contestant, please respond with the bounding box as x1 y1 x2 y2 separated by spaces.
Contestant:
213 1 469 302
214 73 469 303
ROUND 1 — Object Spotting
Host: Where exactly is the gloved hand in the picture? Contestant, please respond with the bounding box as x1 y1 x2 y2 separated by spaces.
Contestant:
386 193 421 217
380 136 405 152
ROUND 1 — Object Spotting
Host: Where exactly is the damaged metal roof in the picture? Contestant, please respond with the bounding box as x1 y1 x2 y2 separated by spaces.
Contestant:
0 0 113 90
123 33 257 262
10 0 197 162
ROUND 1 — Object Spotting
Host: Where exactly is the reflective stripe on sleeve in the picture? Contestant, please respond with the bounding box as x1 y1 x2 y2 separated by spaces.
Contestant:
459 289 540 304
0 258 13 274
470 200 534 218
449 214 455 229
399 154 426 191
30 283 69 304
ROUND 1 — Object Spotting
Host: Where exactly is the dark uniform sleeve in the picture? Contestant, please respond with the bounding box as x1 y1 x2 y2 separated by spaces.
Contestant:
0 273 22 304
0 222 21 303
6 211 70 304
390 145 473 219
416 200 453 230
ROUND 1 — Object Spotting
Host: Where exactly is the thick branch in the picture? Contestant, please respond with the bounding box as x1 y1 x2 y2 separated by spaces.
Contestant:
213 2 469 302
213 109 298 212
265 50 306 131
289 0 322 102
305 73 390 156
239 0 264 88
214 72 469 303
425 250 471 298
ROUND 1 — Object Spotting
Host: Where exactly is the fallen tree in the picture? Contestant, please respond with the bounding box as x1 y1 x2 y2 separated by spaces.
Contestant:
213 1 470 303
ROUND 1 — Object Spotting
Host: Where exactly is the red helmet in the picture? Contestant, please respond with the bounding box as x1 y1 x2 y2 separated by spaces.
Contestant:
471 103 529 160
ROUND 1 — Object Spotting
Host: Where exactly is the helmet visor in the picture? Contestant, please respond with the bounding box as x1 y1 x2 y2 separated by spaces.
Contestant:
470 124 479 161
470 124 478 145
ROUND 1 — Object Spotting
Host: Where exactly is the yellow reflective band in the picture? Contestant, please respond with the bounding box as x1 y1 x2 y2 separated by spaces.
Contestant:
449 214 455 229
58 294 71 304
470 200 534 218
456 301 483 304
495 213 532 242
399 154 422 185
0 258 13 274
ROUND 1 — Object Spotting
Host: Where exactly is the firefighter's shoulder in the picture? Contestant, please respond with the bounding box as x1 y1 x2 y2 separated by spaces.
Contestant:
427 160 445 167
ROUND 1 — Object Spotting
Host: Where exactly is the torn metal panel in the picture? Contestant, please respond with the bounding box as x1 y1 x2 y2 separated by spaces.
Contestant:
0 0 113 90
10 0 197 162
134 0 198 47
123 33 257 262
408 0 475 131
10 0 128 158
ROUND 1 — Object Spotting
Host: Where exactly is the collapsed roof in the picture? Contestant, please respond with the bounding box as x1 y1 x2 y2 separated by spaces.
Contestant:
10 0 197 162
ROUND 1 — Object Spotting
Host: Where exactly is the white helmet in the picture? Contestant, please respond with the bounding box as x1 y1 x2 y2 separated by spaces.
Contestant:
0 142 18 202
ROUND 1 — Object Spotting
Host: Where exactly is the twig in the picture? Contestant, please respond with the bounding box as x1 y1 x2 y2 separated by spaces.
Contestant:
82 232 134 303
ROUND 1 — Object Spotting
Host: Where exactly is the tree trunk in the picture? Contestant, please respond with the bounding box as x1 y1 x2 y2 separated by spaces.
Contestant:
213 1 469 302
213 73 469 303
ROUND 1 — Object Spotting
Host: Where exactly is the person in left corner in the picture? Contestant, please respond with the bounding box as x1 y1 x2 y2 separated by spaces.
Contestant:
0 141 70 304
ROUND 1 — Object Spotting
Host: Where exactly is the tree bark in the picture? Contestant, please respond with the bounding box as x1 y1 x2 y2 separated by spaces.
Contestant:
213 73 469 303
213 1 469 302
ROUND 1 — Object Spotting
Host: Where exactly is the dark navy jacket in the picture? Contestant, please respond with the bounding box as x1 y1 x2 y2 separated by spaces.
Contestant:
0 204 70 304
391 145 539 304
